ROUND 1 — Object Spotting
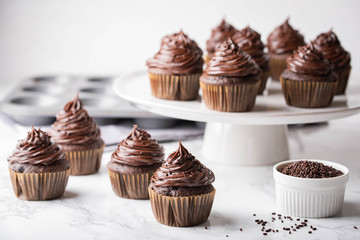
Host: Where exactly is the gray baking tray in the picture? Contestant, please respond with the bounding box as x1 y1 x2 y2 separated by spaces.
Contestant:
0 75 173 126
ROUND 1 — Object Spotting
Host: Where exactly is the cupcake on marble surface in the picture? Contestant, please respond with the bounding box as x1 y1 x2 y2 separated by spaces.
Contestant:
8 127 70 201
314 30 351 95
280 42 338 108
49 94 105 175
267 18 305 81
200 38 261 112
233 26 270 94
107 125 164 199
148 142 215 227
146 30 204 101
206 19 236 62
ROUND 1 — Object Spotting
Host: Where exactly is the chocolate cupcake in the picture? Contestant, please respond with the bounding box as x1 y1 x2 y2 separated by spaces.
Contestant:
280 43 338 108
148 142 215 227
200 38 261 112
267 18 305 80
233 26 270 94
107 125 164 199
49 94 105 175
206 19 236 62
8 127 70 200
314 30 351 94
146 30 204 101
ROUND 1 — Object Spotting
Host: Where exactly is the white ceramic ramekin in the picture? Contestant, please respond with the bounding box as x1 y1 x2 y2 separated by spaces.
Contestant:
273 159 349 218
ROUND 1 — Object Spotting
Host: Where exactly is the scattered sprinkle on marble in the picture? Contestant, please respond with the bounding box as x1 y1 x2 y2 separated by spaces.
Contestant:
251 212 318 237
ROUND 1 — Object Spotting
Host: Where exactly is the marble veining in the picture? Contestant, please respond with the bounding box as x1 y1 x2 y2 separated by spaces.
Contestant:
0 114 360 239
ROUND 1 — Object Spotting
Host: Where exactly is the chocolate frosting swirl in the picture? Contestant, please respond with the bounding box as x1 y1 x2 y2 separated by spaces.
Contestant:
49 94 101 145
314 30 351 68
146 30 204 75
150 142 215 188
204 38 261 77
287 43 332 76
232 26 269 68
111 125 164 166
267 18 305 54
8 127 65 165
206 19 236 55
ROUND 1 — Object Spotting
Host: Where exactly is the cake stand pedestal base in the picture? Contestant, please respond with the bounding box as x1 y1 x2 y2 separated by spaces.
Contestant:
201 123 290 166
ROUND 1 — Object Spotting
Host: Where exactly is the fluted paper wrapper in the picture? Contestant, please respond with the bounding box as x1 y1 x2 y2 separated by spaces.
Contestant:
269 54 290 81
280 77 337 108
148 188 216 227
108 169 152 199
334 66 351 95
9 169 70 201
148 73 201 101
65 144 105 175
200 81 260 112
258 68 270 94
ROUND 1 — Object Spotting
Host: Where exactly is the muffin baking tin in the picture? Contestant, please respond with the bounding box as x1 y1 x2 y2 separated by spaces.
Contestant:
0 75 164 125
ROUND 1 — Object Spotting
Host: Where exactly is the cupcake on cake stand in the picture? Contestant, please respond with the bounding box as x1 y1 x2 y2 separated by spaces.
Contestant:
114 70 360 166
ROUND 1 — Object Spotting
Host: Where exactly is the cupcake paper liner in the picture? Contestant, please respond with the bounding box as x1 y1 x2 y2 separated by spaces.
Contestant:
334 66 351 95
148 73 201 101
107 169 152 199
269 54 290 81
148 188 216 227
9 169 70 201
280 77 337 108
200 81 260 112
65 144 105 175
258 68 270 94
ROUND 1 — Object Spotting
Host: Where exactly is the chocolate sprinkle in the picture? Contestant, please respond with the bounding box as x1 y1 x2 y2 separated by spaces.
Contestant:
280 160 343 178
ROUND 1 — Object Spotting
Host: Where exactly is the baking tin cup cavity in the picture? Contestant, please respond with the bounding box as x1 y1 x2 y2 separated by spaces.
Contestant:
273 159 349 218
1 75 162 126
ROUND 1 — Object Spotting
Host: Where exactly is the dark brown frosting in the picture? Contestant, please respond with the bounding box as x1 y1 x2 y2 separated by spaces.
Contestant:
286 43 332 76
146 30 204 75
204 38 261 77
8 127 66 166
150 142 215 188
314 30 351 68
267 18 305 55
111 125 164 166
232 26 269 68
206 19 236 55
49 94 102 145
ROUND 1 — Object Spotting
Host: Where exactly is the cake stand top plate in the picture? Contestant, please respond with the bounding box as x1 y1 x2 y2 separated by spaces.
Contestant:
114 70 360 125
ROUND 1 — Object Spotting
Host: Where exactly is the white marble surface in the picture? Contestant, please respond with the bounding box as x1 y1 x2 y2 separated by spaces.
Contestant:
1 114 360 240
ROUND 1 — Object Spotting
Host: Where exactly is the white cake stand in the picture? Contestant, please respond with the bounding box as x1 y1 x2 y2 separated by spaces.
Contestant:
114 71 360 166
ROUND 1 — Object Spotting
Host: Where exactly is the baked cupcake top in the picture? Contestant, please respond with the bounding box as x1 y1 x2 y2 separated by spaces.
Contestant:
146 30 204 75
150 142 215 188
111 125 164 166
49 94 102 146
206 19 236 55
8 127 65 166
286 42 332 76
202 38 261 83
314 30 351 68
232 26 269 68
267 18 305 55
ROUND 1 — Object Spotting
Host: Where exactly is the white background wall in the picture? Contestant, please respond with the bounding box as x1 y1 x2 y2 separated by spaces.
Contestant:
0 0 359 96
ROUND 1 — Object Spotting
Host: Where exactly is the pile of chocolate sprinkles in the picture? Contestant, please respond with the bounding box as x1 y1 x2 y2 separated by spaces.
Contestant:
280 160 343 178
